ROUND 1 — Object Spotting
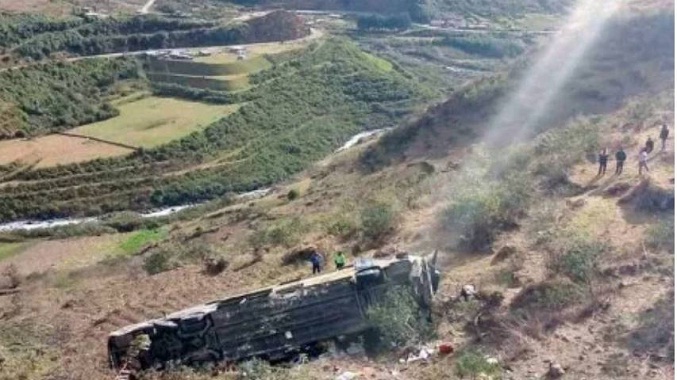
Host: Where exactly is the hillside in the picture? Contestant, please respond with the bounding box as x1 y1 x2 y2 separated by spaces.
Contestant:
0 39 432 221
223 0 574 22
361 11 674 169
0 2 673 380
0 10 308 61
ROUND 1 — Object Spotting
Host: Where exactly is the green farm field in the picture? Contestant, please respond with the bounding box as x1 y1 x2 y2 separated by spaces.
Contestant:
70 96 241 148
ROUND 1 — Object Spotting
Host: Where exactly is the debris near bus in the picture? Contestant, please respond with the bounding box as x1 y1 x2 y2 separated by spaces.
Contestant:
108 252 440 373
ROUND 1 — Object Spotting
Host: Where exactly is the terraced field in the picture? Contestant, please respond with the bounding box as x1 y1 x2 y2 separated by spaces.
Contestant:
144 39 310 91
70 96 241 148
0 134 133 168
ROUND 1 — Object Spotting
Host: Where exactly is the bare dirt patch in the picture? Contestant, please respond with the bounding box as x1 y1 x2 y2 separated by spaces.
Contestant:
0 234 127 276
0 134 132 168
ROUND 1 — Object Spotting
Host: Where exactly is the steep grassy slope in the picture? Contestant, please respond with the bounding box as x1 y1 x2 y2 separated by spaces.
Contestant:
0 40 431 221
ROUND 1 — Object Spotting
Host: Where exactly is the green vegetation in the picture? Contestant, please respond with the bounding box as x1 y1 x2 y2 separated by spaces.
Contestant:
326 215 358 240
0 242 28 262
360 201 398 242
0 10 307 60
366 285 433 346
249 217 306 249
428 0 573 19
441 158 532 251
0 13 83 48
0 58 142 136
357 14 412 31
0 39 428 222
629 292 674 360
143 249 175 275
645 216 675 253
14 15 220 59
510 280 584 314
286 189 300 201
546 234 606 285
143 241 217 275
119 228 167 255
455 349 501 379
437 34 526 58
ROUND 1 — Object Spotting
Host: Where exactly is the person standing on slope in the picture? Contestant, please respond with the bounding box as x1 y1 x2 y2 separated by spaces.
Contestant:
310 250 323 275
334 250 346 270
645 137 655 154
639 148 650 175
598 148 609 176
660 124 670 151
615 147 626 175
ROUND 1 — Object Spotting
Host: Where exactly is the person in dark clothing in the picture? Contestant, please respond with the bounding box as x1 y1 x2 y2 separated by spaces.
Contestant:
310 251 322 274
645 137 655 154
598 148 609 176
660 124 669 151
615 147 626 175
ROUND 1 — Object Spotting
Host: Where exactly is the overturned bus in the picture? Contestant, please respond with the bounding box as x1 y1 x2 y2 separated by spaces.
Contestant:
108 252 440 370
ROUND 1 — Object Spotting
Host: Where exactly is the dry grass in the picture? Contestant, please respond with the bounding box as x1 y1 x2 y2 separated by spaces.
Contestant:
193 42 307 65
0 234 127 276
70 96 240 148
0 134 132 168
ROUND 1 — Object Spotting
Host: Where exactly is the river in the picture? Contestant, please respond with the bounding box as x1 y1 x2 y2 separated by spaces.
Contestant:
0 188 273 232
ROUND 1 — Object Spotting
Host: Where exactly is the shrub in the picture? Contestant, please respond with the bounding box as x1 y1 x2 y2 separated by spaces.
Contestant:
326 215 358 240
628 292 674 360
645 216 675 253
510 280 584 313
143 250 175 275
286 189 300 201
360 202 397 242
366 286 434 347
202 256 229 276
248 217 306 249
103 212 146 233
547 236 606 284
455 349 501 379
442 174 531 251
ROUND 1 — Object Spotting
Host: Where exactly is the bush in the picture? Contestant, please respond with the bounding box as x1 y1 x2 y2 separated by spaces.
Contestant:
510 280 584 313
143 250 176 275
645 217 675 253
366 286 433 347
628 292 674 360
442 174 531 251
248 217 306 249
455 349 501 379
360 202 397 242
202 256 229 276
326 216 358 240
547 236 606 284
286 189 300 201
